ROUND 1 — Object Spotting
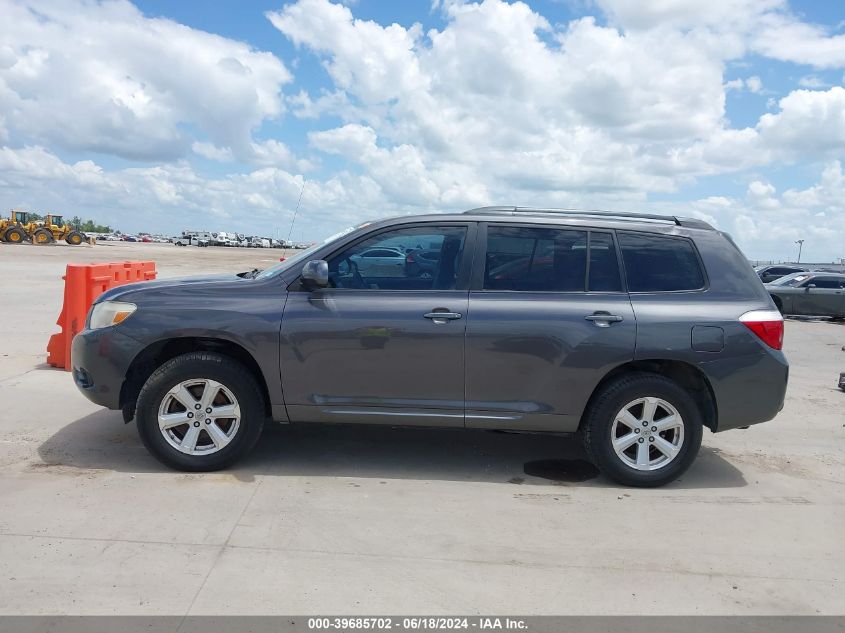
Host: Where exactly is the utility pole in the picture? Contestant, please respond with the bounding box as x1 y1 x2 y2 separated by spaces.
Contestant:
795 239 804 263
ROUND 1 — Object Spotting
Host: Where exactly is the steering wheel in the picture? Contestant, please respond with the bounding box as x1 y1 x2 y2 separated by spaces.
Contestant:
331 256 366 289
348 259 366 288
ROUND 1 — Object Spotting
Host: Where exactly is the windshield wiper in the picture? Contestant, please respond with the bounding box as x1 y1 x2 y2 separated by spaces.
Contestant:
237 268 262 279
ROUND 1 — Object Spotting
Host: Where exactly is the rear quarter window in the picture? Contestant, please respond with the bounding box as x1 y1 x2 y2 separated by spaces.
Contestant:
618 232 705 292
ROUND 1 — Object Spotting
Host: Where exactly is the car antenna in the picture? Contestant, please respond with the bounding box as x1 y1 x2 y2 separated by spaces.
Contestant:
286 180 306 244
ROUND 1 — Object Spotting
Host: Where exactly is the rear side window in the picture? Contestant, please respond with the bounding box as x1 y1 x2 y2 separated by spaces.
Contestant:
484 226 587 291
618 232 705 292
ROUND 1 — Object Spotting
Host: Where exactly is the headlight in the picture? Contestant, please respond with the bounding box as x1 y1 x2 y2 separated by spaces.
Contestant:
88 301 137 330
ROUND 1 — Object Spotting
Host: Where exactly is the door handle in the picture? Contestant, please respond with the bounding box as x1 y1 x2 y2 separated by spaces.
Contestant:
585 312 623 327
424 311 462 322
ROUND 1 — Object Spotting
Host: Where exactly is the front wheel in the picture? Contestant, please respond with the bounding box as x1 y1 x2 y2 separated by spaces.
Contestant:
5 227 26 243
135 352 266 471
582 373 703 487
33 228 54 244
66 230 84 245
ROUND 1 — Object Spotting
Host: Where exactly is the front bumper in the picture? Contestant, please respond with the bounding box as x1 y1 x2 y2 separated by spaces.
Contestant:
71 327 143 409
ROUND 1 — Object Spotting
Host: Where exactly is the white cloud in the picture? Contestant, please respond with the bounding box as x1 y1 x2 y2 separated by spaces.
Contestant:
670 163 845 261
598 0 845 69
746 75 763 93
0 0 291 161
269 0 845 201
756 87 845 156
271 0 729 199
0 144 385 236
2 0 845 260
798 75 830 89
267 0 427 105
752 13 845 69
724 75 763 93
192 143 234 162
595 0 784 32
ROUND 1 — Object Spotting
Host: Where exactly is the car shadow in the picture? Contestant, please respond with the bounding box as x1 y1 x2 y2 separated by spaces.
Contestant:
36 410 746 489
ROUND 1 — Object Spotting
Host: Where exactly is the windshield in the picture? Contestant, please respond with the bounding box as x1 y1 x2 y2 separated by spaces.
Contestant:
768 272 811 287
254 225 361 280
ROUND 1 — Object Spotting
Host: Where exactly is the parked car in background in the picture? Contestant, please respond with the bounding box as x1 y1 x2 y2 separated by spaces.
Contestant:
755 264 807 283
404 249 441 278
122 235 137 242
349 247 406 277
71 206 788 487
175 231 212 246
765 272 845 318
211 232 239 247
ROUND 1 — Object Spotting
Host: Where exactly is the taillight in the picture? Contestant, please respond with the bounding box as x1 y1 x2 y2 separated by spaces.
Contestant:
739 310 784 350
406 254 415 263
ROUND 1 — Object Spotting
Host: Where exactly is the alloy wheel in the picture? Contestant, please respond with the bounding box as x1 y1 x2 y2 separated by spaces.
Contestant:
610 397 684 471
157 379 241 455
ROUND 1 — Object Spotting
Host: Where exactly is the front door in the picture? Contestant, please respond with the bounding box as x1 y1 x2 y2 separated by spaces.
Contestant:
465 226 636 432
801 276 845 316
280 223 475 426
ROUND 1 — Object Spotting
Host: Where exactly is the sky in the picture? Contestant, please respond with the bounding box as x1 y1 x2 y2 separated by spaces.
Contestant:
1 0 844 260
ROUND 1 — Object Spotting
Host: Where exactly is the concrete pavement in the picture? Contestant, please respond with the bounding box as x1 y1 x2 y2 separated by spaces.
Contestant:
0 241 843 614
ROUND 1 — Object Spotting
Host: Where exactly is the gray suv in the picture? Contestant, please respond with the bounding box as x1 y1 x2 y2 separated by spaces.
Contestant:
71 207 789 487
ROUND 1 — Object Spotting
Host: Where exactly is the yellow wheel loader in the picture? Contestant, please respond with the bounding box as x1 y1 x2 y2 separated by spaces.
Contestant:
0 210 35 243
32 214 92 245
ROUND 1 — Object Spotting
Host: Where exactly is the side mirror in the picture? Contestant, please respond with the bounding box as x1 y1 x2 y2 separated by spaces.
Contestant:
805 284 816 291
301 260 329 289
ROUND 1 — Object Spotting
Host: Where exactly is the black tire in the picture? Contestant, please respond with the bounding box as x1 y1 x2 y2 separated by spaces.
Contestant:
135 352 266 471
582 372 703 487
5 227 26 243
32 228 54 245
66 230 84 245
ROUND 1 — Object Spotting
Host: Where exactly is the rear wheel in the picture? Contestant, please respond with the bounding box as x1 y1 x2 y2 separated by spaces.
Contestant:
5 227 25 243
66 230 84 245
582 373 703 487
135 352 266 471
32 228 53 245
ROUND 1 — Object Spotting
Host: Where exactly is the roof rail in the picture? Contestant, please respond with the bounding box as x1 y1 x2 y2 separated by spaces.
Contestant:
462 206 713 230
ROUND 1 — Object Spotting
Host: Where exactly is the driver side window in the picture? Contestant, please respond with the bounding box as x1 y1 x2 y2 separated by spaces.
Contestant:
810 277 844 289
327 226 468 291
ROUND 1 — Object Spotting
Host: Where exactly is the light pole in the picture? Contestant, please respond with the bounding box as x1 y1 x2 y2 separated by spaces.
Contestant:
795 239 804 263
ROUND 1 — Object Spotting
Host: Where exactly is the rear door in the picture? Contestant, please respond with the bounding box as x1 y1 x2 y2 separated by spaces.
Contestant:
465 224 636 432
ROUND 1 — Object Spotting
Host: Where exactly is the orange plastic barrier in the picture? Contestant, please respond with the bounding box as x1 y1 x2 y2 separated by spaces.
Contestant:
47 261 157 370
